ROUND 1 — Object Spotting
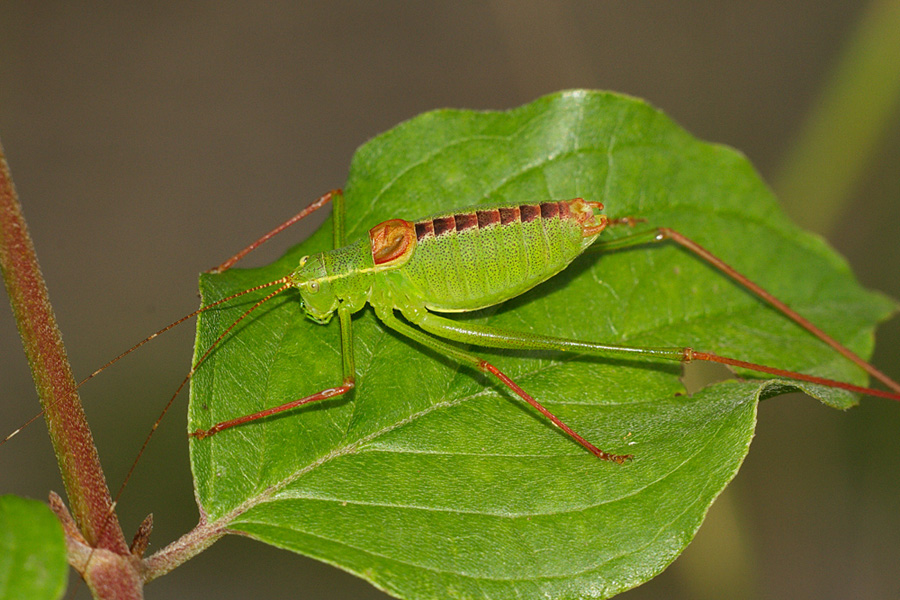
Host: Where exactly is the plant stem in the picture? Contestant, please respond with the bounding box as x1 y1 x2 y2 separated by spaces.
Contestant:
775 0 900 234
0 140 141 598
142 516 226 582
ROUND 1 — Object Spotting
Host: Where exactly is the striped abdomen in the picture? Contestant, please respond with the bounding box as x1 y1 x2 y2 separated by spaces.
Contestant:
388 198 603 312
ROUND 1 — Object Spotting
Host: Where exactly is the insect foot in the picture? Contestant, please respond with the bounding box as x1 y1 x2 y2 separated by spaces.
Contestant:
189 428 213 440
607 452 634 465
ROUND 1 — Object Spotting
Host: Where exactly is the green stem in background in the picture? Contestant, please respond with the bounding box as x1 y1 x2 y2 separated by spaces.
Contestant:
0 141 141 598
775 0 900 235
705 3 900 596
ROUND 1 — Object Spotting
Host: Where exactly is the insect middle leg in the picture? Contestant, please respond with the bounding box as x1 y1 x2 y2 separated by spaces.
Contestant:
374 307 631 463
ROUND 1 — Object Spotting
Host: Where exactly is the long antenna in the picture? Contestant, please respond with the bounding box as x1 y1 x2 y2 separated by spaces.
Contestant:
1 277 293 445
68 278 294 598
112 279 294 504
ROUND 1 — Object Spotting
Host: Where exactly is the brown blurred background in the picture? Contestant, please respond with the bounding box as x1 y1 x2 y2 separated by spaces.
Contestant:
2 2 899 599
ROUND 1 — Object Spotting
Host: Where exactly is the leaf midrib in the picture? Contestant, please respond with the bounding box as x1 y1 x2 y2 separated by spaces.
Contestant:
228 398 742 584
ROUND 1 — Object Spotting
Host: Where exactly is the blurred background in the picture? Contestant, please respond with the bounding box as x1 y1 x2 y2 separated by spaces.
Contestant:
1 2 899 598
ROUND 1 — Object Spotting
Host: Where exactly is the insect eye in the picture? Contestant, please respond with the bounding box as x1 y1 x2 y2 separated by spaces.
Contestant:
307 280 319 293
298 255 309 267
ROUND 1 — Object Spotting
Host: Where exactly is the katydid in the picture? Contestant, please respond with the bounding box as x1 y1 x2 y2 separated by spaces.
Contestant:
177 188 900 464
7 189 899 465
6 183 899 598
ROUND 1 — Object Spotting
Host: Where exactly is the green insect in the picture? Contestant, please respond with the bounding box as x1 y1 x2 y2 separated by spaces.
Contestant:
7 182 898 600
186 189 900 462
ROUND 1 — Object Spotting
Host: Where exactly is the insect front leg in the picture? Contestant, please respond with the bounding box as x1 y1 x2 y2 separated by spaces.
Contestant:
191 303 356 438
193 190 357 438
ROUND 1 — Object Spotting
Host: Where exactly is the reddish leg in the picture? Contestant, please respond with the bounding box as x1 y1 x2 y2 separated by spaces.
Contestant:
592 225 900 395
190 379 355 439
192 302 358 439
480 361 631 463
374 306 628 462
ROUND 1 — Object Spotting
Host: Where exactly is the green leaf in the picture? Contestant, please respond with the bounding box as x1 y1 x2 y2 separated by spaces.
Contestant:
188 91 896 599
0 495 67 600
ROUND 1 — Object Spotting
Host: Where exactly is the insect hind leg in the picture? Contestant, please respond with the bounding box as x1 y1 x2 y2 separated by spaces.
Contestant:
589 225 900 394
374 307 630 463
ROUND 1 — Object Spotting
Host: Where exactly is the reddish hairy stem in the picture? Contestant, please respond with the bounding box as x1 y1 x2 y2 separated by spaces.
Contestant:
0 142 140 596
2 277 294 446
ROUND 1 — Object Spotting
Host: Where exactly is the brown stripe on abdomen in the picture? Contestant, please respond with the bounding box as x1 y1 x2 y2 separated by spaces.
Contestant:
454 212 478 232
415 220 435 241
415 199 582 242
432 216 456 237
499 206 519 225
415 208 502 241
540 201 560 219
476 209 501 228
519 204 540 223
